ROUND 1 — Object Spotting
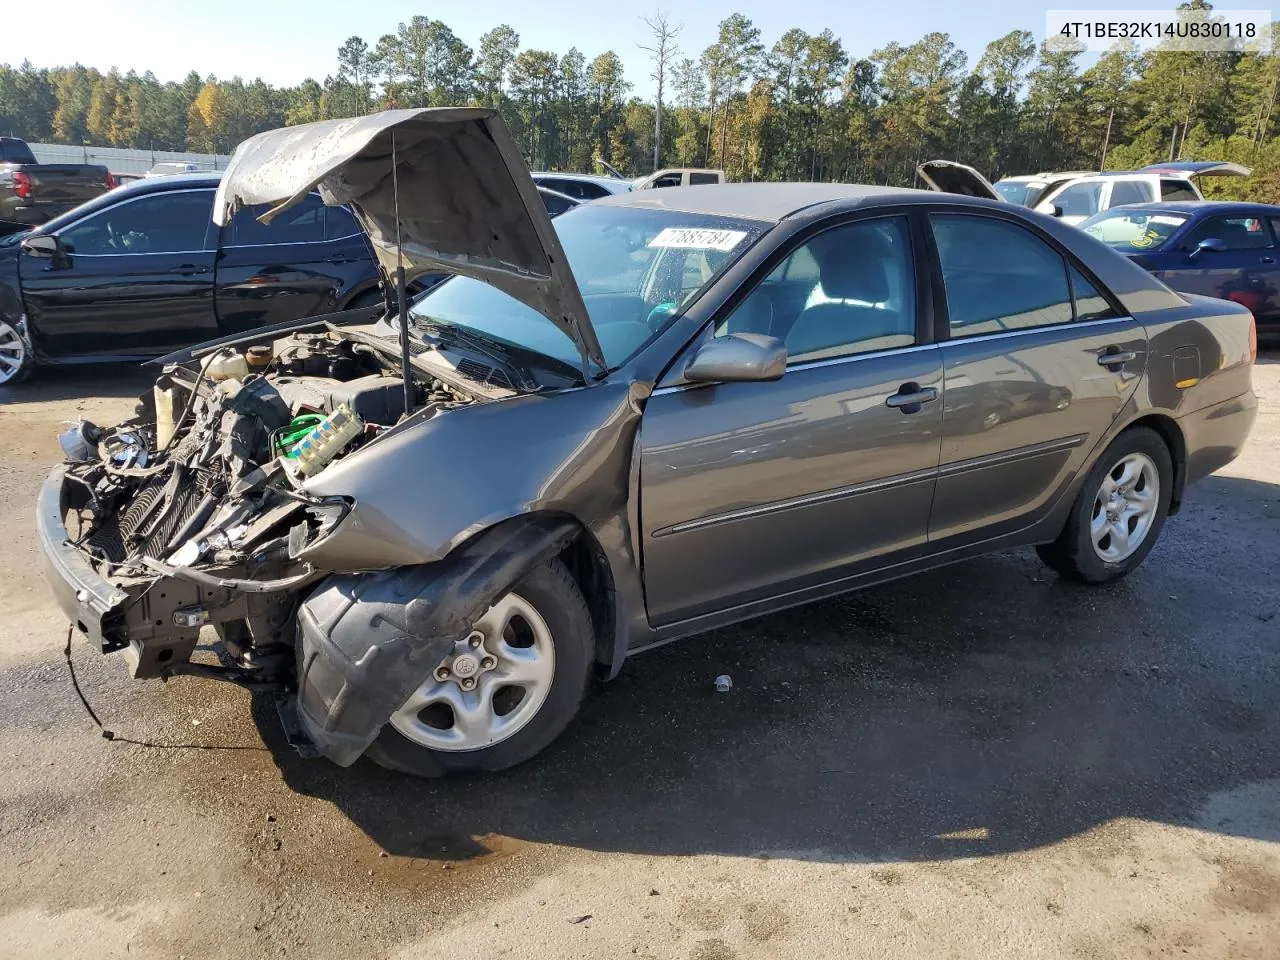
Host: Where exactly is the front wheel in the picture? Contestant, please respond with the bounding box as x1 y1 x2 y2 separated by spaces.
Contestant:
1037 426 1173 584
0 318 32 386
365 558 594 777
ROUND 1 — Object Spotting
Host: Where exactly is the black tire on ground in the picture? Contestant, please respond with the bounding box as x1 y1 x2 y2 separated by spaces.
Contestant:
1037 426 1174 584
0 318 34 386
365 558 594 777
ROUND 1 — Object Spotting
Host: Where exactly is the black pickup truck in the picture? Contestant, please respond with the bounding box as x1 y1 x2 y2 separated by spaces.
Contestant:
1 137 114 235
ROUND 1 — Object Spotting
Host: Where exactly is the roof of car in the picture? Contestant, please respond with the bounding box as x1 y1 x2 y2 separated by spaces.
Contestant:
113 171 223 195
1100 200 1280 215
594 182 938 222
531 172 629 188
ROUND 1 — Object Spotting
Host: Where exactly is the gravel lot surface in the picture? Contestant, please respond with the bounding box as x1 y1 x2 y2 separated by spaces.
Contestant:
1 358 1277 959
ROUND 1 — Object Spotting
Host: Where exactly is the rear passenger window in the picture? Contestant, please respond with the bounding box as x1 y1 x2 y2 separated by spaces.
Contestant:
1181 216 1274 251
932 215 1072 335
230 194 325 246
1069 266 1118 322
1160 179 1199 202
715 216 916 362
690 173 720 185
1110 180 1154 206
324 205 360 240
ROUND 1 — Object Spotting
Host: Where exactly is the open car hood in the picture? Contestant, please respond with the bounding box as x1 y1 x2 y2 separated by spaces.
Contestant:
916 160 1001 201
1138 160 1252 178
212 108 604 374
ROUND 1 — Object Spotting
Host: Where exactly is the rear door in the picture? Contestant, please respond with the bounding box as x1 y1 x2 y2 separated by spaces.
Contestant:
19 186 219 358
639 215 944 626
214 194 370 335
925 211 1147 544
1160 214 1280 321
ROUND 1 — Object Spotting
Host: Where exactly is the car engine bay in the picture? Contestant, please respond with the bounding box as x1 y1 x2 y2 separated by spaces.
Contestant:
56 328 485 686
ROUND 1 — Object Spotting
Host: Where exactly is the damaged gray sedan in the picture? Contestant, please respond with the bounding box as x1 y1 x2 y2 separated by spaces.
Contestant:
39 109 1258 777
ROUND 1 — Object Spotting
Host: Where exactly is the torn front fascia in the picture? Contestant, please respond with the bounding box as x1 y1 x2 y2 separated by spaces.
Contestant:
292 514 580 766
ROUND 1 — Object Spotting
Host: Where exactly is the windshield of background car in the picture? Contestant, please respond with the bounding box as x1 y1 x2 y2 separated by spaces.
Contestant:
407 204 769 370
1081 210 1189 252
995 181 1038 205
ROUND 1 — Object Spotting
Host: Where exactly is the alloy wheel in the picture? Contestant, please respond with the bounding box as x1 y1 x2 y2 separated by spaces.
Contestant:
0 320 25 385
389 591 556 752
1090 451 1160 563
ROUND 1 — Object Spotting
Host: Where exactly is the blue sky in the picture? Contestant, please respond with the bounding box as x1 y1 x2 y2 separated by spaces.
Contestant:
3 0 1269 95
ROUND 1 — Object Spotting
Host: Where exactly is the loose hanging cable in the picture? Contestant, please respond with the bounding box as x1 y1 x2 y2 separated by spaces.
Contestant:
391 132 414 419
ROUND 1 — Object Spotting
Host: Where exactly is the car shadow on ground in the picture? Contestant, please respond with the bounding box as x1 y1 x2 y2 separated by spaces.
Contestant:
252 470 1280 866
0 363 155 405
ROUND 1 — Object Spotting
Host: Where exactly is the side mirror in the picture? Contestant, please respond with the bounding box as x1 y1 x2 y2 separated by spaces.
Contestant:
684 332 786 384
20 233 61 258
1189 237 1226 259
1035 201 1064 218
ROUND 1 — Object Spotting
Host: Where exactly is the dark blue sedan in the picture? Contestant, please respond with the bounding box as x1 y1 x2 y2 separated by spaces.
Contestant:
1081 201 1280 339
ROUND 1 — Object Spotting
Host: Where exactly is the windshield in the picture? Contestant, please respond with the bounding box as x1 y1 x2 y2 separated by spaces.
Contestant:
407 204 769 371
995 181 1039 206
1081 210 1189 252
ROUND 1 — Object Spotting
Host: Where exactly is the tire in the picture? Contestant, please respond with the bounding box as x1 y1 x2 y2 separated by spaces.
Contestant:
1037 426 1173 584
0 317 33 386
365 558 594 777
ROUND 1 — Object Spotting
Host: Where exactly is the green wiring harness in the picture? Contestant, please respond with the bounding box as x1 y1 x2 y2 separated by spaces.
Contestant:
271 413 327 458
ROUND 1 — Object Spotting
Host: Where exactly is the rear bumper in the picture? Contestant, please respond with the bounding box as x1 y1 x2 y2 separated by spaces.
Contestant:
1177 390 1258 487
36 466 130 650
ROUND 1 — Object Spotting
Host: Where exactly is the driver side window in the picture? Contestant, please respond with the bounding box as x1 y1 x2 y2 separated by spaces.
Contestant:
60 189 214 256
714 217 916 364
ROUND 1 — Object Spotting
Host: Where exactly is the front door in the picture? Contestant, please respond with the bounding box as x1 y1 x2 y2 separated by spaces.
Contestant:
924 212 1146 543
639 215 944 626
1159 214 1280 322
214 195 369 335
20 187 219 359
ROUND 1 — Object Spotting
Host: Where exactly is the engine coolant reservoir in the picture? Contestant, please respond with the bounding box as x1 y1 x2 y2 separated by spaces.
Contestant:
206 348 249 382
153 382 181 449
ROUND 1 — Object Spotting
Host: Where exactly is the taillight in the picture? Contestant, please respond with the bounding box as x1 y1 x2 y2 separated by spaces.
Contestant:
13 171 31 199
105 172 116 189
1249 313 1258 364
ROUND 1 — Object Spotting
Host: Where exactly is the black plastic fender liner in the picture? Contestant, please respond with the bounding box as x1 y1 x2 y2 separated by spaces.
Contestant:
293 514 581 766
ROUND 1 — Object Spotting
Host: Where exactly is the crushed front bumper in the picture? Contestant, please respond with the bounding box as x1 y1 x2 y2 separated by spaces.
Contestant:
36 465 131 651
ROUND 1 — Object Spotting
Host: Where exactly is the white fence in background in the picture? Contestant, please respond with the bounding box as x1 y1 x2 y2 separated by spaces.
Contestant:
25 143 232 177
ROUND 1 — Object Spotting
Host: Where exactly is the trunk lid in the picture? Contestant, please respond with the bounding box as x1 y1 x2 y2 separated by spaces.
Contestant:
916 160 1002 201
1138 160 1251 179
212 107 604 374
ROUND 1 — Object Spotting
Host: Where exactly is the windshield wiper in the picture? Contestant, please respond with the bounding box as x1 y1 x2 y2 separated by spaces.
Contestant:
412 318 583 386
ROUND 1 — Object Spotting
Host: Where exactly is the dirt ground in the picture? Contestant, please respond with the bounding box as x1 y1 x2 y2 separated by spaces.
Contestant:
1 358 1278 960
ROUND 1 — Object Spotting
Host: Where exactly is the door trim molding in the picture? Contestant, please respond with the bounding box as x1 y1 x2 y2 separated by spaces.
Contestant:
651 465 939 538
938 433 1088 477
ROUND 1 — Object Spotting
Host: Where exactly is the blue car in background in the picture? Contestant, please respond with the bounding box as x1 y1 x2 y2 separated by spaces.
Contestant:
1081 201 1280 340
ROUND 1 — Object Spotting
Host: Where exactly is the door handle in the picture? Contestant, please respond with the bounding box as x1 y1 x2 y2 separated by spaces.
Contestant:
1097 347 1137 370
1262 256 1275 263
885 383 939 413
169 263 210 275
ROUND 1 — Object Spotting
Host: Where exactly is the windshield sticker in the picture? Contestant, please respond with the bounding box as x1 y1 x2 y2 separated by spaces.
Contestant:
648 228 748 252
1149 215 1185 226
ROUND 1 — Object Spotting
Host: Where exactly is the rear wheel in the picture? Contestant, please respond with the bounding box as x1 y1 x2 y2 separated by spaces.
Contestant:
1037 426 1173 583
0 318 32 385
365 558 594 777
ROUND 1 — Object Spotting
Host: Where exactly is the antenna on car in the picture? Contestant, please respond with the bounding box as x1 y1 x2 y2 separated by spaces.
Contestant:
390 132 414 419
